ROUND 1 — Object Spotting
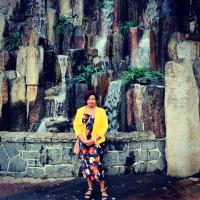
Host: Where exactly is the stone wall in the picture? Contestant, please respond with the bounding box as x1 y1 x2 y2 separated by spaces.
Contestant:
0 131 166 178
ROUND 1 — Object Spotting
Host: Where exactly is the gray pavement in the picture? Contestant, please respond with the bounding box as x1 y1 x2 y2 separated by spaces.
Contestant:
0 173 200 200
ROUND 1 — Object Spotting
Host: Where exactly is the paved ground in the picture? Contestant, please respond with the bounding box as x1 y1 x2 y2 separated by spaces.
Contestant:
0 173 200 200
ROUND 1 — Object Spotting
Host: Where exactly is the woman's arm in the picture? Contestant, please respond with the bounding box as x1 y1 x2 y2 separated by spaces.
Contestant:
73 108 88 143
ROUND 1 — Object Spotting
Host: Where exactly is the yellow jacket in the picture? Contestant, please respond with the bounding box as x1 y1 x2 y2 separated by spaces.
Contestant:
73 106 108 144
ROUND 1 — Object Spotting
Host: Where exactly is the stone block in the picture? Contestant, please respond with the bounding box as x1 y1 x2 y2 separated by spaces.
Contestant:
133 161 147 173
156 140 165 155
4 143 19 158
0 148 9 171
104 151 119 167
157 157 166 171
129 142 141 150
148 150 160 161
8 155 26 172
18 143 32 151
123 150 137 165
46 149 62 165
45 164 74 178
23 151 40 160
63 147 73 164
140 150 148 161
26 167 46 178
30 144 44 151
118 151 129 165
63 143 73 148
106 166 125 175
141 141 156 150
47 143 63 149
27 159 40 167
106 142 128 152
146 161 157 172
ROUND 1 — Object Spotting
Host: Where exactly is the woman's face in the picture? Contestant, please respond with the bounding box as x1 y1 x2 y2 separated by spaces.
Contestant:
87 95 96 107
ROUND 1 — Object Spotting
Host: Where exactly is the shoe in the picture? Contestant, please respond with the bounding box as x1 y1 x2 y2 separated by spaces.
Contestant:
84 189 93 199
101 190 108 200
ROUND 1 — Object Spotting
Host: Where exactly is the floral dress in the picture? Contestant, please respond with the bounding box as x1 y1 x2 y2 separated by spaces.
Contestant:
79 113 105 181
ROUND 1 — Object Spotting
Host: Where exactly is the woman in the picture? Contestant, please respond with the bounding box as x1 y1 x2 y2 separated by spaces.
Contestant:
73 90 108 200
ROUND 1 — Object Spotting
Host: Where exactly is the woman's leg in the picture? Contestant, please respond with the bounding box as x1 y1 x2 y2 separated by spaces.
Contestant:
99 180 108 199
84 179 93 199
87 179 93 190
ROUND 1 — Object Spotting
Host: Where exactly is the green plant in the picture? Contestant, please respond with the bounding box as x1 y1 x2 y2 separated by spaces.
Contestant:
122 65 164 85
5 32 21 50
54 15 73 34
119 21 137 36
72 65 106 84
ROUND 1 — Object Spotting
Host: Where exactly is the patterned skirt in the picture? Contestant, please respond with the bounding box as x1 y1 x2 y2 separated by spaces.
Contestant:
79 142 105 182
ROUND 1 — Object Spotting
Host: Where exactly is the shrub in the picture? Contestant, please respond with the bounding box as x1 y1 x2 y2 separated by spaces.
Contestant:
54 15 73 34
72 65 105 84
5 32 21 50
122 65 164 85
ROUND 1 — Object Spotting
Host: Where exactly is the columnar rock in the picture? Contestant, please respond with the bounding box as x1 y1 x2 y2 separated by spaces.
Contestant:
82 18 98 48
58 0 72 17
110 31 124 79
165 59 200 177
55 55 72 85
9 77 27 131
68 49 84 76
0 14 5 49
0 50 9 70
91 72 109 106
47 8 56 45
0 71 8 130
16 46 44 85
72 26 85 49
168 32 187 60
129 28 156 69
176 41 200 60
27 86 45 125
72 0 83 26
160 0 177 71
126 84 165 138
62 23 73 54
129 27 141 67
112 0 120 31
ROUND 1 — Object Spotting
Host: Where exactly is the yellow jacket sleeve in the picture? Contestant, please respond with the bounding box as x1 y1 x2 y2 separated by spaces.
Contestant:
97 109 108 139
73 108 85 138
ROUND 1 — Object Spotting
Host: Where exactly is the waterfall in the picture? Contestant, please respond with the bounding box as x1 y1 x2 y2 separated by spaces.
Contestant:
37 55 68 132
95 0 114 56
137 29 150 66
104 80 122 132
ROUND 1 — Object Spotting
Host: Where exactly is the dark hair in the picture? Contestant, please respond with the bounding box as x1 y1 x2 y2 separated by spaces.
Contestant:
83 90 98 101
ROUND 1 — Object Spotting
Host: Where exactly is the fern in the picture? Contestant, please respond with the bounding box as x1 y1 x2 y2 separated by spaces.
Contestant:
54 15 73 34
122 66 164 85
119 21 137 36
5 32 21 50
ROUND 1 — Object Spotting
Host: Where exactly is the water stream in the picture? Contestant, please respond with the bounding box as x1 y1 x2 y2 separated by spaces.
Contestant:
104 80 122 132
37 55 68 132
95 0 114 56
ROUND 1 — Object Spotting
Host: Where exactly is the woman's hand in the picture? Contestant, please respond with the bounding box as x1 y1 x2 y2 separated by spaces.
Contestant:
86 139 95 146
